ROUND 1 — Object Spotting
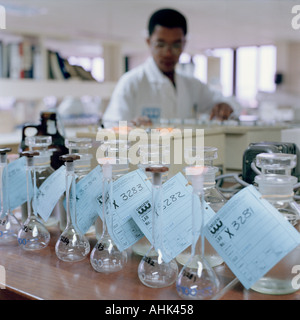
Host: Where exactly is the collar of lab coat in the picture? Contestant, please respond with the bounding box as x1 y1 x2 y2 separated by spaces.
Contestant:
145 57 173 84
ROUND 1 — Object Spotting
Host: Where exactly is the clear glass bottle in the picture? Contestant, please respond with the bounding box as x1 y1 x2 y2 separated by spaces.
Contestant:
138 165 178 288
177 147 226 267
251 153 300 295
17 151 51 251
132 143 170 256
55 154 90 262
0 147 20 244
176 166 220 299
59 138 93 231
90 157 127 273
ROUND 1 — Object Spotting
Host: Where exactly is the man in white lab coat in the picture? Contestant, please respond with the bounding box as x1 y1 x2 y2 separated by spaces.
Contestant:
103 8 235 125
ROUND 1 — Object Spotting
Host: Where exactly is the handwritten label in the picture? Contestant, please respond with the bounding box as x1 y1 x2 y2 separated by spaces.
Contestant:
35 166 66 222
131 172 215 263
204 185 300 289
5 157 31 210
97 169 151 251
75 165 103 234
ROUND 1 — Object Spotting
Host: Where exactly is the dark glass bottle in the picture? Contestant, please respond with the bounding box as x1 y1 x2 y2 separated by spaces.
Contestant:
19 110 68 170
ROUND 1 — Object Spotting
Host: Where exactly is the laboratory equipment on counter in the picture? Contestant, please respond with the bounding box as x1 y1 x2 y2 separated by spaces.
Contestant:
55 154 90 262
176 166 220 299
0 147 20 244
251 153 300 295
17 151 50 250
138 165 178 288
90 157 127 273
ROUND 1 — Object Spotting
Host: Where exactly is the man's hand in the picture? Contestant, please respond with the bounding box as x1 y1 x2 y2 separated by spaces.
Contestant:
210 103 233 121
132 116 153 126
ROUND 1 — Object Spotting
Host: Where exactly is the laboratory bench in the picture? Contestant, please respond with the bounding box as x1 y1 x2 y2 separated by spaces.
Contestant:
0 226 299 300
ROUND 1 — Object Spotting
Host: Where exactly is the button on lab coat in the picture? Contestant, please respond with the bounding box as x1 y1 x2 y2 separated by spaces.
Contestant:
103 57 221 123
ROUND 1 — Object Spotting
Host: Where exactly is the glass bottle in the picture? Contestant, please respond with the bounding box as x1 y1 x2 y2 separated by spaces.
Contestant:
132 143 170 256
138 165 178 288
55 154 90 262
17 151 51 250
19 110 68 170
90 157 127 273
59 138 93 231
0 147 20 244
251 153 300 294
177 146 226 267
176 166 220 299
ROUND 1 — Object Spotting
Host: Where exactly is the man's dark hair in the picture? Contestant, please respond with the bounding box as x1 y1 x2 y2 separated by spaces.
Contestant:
148 8 187 36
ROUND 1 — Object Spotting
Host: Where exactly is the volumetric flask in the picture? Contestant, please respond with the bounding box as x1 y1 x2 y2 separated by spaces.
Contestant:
60 138 93 231
177 147 225 267
17 151 50 250
176 166 220 300
0 148 19 244
132 143 170 256
22 136 58 227
90 157 127 273
55 154 90 262
138 165 178 288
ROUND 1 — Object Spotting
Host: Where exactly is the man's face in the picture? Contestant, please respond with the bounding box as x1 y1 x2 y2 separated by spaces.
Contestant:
147 25 186 74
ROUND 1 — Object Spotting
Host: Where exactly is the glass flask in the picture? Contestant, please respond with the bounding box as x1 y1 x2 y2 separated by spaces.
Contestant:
21 136 59 227
177 146 226 267
90 157 127 273
132 143 170 256
0 147 20 244
55 154 90 262
138 165 178 288
94 139 130 239
17 151 51 250
176 166 220 299
59 138 93 231
251 152 300 295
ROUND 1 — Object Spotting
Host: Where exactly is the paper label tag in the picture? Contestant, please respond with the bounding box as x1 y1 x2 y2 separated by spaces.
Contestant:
97 169 151 251
204 185 300 289
5 157 31 210
131 172 215 263
35 165 66 222
75 165 103 234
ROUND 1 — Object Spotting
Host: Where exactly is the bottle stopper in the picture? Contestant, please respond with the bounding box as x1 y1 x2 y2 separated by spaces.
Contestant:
146 165 169 186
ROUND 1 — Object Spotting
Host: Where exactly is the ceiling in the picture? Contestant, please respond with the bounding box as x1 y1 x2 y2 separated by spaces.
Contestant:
0 0 299 58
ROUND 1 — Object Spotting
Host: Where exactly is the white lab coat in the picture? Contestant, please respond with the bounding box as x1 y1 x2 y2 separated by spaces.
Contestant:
103 57 225 123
